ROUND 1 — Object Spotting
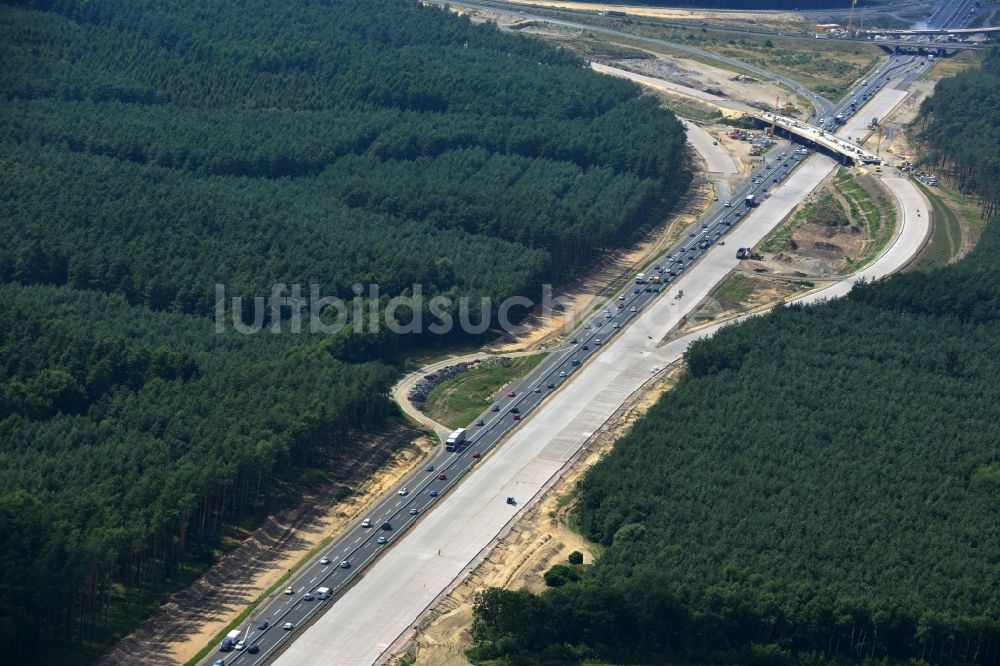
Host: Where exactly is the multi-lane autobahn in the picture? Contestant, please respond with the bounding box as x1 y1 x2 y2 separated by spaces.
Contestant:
204 4 958 665
206 72 898 666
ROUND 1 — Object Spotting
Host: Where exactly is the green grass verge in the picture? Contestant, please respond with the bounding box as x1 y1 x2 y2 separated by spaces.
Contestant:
835 170 897 273
760 191 839 253
910 181 964 271
714 273 755 311
423 354 548 430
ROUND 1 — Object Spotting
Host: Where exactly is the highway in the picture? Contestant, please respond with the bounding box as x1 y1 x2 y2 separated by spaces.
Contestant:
237 66 912 666
210 142 812 666
203 4 954 666
433 0 836 118
927 0 980 28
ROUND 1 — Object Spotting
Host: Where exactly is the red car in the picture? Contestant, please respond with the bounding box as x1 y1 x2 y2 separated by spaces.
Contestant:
471 451 481 459
437 473 447 481
506 390 516 397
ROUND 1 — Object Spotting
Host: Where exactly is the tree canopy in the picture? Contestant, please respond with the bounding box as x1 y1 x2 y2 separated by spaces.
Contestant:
470 55 1000 666
0 0 690 662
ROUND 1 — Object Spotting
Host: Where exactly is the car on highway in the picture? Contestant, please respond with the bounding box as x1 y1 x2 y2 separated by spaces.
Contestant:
533 386 541 393
340 560 350 569
547 382 555 389
612 323 620 329
513 413 521 420
283 622 294 630
409 507 419 515
510 406 520 414
235 640 246 650
382 521 392 530
437 472 447 480
247 645 259 655
724 201 731 207
617 302 624 309
471 451 481 458
425 465 434 472
428 490 439 497
618 294 625 300
320 556 331 565
506 390 516 397
571 358 580 366
398 487 408 496
284 586 294 595
559 370 567 377
378 535 387 544
581 345 589 351
491 404 499 412
257 619 269 630
361 518 372 528
569 337 577 344
630 306 637 312
214 660 226 666
475 419 485 426
594 339 602 346
303 591 314 601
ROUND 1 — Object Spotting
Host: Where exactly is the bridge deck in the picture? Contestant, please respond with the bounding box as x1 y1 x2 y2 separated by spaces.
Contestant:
748 112 880 165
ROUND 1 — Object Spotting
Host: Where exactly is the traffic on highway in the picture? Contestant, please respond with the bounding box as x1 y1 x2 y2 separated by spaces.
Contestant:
206 4 968 664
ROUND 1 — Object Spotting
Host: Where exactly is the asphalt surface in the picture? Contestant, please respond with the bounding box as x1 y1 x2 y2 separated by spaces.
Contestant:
212 68 904 666
211 140 809 666
205 5 956 665
271 152 845 666
434 0 836 118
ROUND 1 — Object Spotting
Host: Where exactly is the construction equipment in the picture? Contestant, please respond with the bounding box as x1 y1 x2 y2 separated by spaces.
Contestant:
847 0 859 35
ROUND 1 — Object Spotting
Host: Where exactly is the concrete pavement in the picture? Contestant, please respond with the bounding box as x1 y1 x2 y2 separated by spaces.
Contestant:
271 76 929 666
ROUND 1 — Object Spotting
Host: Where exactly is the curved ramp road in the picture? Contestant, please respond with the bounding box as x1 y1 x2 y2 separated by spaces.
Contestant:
661 174 931 356
203 27 936 666
437 0 835 118
267 81 928 666
678 120 739 175
270 166 929 666
270 155 840 666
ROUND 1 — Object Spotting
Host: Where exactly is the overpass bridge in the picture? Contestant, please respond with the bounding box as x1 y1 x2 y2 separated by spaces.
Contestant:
745 111 880 165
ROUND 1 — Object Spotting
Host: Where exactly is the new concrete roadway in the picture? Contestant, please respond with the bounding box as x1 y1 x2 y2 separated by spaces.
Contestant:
269 80 929 665
205 18 934 666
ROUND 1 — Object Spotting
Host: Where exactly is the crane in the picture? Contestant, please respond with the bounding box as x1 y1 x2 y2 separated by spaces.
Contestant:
846 0 860 35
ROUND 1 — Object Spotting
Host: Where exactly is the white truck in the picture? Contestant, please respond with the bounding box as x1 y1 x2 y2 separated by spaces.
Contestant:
220 629 242 651
445 427 467 452
315 587 331 599
635 272 647 283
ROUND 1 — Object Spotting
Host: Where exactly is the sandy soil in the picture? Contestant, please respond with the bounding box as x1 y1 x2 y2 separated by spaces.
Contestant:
493 0 806 31
613 52 802 114
883 79 936 165
100 428 435 666
684 275 811 331
393 367 683 666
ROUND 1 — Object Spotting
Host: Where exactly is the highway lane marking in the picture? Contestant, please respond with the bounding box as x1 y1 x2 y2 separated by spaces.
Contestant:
243 54 915 666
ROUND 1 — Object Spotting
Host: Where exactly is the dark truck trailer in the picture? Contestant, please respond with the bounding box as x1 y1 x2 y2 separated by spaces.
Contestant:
745 194 757 207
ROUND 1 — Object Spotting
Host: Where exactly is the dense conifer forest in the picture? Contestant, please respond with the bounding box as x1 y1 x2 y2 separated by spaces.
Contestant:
470 54 1000 666
916 47 1000 222
0 0 689 661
